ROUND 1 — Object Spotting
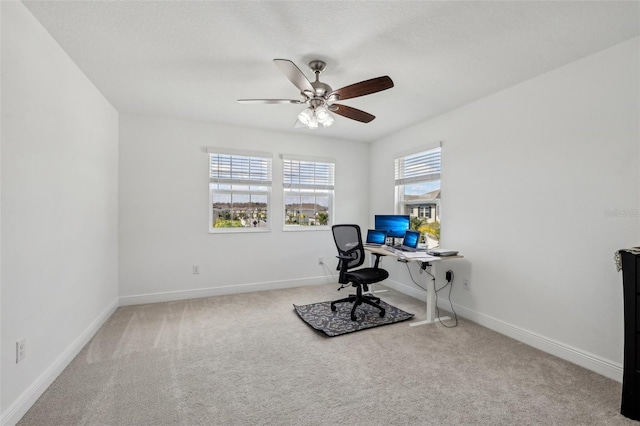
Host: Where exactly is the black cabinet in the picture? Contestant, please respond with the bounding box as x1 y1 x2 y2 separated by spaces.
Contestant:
620 250 640 420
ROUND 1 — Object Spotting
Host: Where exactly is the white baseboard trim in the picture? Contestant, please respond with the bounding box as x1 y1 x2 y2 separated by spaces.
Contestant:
1 299 119 426
119 276 335 306
384 279 623 383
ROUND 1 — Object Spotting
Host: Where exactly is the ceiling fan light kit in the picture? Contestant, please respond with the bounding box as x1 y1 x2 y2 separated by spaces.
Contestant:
297 105 334 129
238 59 394 129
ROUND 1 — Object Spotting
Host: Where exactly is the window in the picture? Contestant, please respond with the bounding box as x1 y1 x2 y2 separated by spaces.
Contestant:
395 145 441 248
283 155 334 230
208 149 272 233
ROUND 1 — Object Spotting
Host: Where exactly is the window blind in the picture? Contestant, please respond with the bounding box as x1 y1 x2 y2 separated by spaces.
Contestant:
283 158 335 190
209 153 272 185
394 147 441 185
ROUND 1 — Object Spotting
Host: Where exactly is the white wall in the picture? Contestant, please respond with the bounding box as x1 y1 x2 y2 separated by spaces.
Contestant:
118 115 369 303
371 37 640 380
0 2 119 423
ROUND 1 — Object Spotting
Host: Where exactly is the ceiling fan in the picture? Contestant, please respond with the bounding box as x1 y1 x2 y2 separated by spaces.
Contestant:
237 59 394 129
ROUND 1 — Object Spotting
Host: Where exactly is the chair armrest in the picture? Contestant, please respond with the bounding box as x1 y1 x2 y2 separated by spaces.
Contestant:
335 255 352 284
371 252 385 269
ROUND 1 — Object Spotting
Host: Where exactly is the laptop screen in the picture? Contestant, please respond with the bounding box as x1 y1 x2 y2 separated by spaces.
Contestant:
366 229 387 245
402 230 420 249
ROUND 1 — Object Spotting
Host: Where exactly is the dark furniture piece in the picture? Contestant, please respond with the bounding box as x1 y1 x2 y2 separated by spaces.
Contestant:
331 224 389 321
620 249 640 421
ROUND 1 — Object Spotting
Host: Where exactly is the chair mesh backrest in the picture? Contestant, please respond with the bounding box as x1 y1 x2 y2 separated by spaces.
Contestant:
332 224 365 270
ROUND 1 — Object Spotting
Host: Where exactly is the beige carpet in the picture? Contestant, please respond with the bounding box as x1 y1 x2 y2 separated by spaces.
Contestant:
18 284 634 425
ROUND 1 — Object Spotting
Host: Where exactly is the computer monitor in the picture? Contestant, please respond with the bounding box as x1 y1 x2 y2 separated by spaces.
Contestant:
374 214 410 239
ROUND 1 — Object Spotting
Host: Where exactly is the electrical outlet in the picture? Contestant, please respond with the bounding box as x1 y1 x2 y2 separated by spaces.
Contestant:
192 265 200 275
463 280 470 291
16 338 26 363
318 257 324 265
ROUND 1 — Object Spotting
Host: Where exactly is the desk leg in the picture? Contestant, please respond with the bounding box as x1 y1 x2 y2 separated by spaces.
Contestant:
409 263 450 327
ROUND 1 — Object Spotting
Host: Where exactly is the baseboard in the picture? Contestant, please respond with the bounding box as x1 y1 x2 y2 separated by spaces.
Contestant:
1 299 119 426
119 276 335 306
384 278 623 383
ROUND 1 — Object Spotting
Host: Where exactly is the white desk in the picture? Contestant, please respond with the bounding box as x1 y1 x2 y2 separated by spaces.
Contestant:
365 246 463 326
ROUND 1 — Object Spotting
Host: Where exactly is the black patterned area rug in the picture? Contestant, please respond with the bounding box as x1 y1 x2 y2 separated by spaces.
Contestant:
293 300 414 337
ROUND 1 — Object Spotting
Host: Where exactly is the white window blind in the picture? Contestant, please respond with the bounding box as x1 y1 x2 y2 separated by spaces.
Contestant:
283 158 334 190
210 152 272 185
394 147 441 186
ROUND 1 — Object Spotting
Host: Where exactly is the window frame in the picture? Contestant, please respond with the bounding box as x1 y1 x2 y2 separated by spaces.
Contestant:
208 148 272 234
282 154 335 232
394 144 442 248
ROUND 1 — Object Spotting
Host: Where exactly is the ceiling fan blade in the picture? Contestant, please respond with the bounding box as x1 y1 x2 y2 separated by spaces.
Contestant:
273 59 315 93
330 104 375 123
331 76 394 101
237 99 305 104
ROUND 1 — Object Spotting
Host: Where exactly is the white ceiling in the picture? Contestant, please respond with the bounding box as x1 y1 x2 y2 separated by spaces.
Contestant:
23 1 640 143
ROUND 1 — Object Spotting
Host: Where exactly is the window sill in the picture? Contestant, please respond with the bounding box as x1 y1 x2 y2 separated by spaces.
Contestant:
209 227 271 234
283 226 331 232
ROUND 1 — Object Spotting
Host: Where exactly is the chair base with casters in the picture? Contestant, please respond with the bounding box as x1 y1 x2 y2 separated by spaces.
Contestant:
330 283 385 321
330 224 390 321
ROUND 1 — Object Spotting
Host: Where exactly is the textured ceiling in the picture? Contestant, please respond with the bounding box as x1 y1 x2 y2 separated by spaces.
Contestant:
23 1 640 143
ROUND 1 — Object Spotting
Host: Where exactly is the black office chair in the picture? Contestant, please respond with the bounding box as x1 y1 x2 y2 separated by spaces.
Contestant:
330 224 389 321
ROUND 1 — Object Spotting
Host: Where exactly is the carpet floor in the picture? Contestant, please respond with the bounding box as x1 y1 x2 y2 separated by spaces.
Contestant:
17 284 634 425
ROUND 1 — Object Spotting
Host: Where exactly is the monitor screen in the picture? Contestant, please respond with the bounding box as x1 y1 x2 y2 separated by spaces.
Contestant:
366 229 387 245
402 230 420 249
374 215 410 238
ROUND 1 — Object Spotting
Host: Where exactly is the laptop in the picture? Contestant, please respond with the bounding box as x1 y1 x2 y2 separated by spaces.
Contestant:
396 230 421 252
364 229 387 246
427 248 459 256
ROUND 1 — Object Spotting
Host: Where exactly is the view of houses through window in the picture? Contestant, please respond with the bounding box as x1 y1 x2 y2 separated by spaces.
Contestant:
395 146 441 248
284 194 330 226
211 191 269 228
